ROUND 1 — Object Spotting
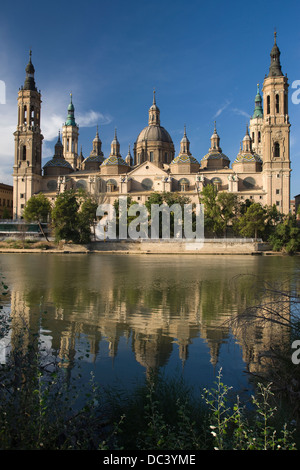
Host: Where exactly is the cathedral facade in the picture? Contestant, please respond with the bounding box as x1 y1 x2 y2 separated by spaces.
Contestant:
13 34 291 220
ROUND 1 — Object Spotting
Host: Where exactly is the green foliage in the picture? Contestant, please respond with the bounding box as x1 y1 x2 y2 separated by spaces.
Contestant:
202 369 296 450
268 214 300 253
51 189 97 244
51 189 80 243
237 202 267 239
23 193 52 241
23 193 52 224
200 184 239 236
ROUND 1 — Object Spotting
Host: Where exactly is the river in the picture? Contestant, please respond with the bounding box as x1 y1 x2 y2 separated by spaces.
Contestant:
0 253 299 399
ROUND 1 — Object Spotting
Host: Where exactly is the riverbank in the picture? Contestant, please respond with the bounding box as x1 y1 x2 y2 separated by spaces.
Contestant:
0 238 298 255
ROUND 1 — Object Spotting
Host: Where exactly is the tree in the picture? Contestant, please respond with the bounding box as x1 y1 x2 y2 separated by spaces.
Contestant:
23 193 52 241
51 190 80 243
237 202 266 240
268 214 300 254
51 189 98 244
77 195 98 243
200 185 238 236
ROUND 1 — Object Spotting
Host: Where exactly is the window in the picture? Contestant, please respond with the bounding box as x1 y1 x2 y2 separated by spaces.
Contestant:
276 189 280 195
76 180 87 190
243 177 256 189
20 193 24 198
179 178 190 192
22 145 26 161
276 201 280 206
258 131 261 143
274 142 280 158
252 132 255 143
150 151 154 162
284 93 288 115
106 179 117 192
276 94 280 113
267 95 270 114
164 152 168 163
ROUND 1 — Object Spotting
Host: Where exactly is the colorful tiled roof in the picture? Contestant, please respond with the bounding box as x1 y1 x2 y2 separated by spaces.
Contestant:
101 155 128 166
43 157 73 169
234 152 262 163
202 151 230 161
170 154 199 165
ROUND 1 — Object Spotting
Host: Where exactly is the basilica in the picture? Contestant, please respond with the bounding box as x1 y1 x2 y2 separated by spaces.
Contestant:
13 33 291 219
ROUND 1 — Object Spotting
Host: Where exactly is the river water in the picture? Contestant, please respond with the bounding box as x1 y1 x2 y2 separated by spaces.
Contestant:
0 253 299 398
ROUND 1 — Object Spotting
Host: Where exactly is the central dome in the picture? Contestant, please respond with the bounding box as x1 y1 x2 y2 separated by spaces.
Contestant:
133 92 175 167
136 125 173 144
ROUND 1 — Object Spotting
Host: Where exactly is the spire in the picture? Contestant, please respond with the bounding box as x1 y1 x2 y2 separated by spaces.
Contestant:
92 125 103 156
125 144 133 165
252 83 263 118
24 49 37 91
111 128 120 156
242 124 252 152
180 125 191 154
210 121 221 152
148 89 160 126
65 92 77 126
268 30 283 77
54 130 64 158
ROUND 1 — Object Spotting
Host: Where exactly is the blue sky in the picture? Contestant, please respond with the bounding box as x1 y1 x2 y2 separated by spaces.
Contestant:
0 0 299 198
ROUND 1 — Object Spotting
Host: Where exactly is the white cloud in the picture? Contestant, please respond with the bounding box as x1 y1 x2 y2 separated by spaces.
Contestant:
213 100 231 118
231 107 251 119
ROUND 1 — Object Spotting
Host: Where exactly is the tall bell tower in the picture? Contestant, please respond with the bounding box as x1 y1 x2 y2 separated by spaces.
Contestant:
62 93 79 169
13 51 43 219
262 32 291 213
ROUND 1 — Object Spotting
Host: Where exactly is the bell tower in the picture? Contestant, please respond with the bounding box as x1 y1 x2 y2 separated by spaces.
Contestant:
262 32 291 213
62 93 79 169
13 50 43 219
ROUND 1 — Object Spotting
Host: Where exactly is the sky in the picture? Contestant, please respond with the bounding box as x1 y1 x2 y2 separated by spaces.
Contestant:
0 0 300 198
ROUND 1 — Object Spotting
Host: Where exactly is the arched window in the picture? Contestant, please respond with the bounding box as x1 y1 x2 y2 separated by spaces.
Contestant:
76 179 88 190
275 94 280 113
149 151 154 162
106 179 117 192
211 177 222 191
30 106 34 125
258 131 261 143
179 178 190 192
267 95 270 114
243 177 256 189
22 145 26 161
24 105 27 124
274 142 280 158
284 93 288 115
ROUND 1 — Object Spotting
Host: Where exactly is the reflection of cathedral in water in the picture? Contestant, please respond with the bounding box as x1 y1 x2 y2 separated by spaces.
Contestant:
5 254 294 380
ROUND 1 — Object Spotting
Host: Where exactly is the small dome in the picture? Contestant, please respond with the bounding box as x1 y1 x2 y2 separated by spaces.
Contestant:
83 155 104 164
202 151 230 162
234 152 262 163
170 154 199 165
101 155 128 166
136 125 173 144
43 158 73 169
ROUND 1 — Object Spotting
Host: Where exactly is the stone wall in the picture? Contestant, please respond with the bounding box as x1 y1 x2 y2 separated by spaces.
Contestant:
89 239 271 254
